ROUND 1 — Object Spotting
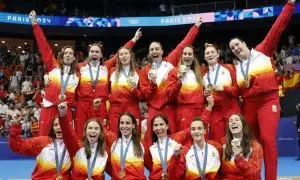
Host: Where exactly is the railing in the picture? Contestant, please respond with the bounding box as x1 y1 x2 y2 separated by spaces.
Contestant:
173 1 236 15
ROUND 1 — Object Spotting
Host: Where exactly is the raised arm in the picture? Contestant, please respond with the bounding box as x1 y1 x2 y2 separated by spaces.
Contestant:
165 17 202 67
235 141 263 179
256 1 295 58
29 10 58 72
104 28 142 70
8 113 51 156
58 103 82 158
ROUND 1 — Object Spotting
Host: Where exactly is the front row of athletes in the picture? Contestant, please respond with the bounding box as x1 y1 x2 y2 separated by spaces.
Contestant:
9 102 263 180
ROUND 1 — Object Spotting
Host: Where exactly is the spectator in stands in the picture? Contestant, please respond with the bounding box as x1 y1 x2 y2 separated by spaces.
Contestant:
21 76 32 94
8 71 20 92
0 84 8 100
159 1 167 16
296 103 300 160
288 35 295 48
284 52 294 65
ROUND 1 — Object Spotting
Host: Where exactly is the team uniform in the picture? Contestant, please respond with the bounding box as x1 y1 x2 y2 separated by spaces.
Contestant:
234 3 294 179
202 63 240 142
142 24 200 145
166 67 211 131
59 115 116 180
9 124 71 180
33 24 79 136
108 66 144 134
148 129 190 180
110 136 147 180
75 40 135 139
221 140 263 180
169 140 222 180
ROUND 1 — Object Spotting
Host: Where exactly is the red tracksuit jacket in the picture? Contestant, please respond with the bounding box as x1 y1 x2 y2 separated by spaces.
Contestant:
9 124 71 180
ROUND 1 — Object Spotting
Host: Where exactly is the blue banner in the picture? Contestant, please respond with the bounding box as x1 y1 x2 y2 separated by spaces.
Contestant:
277 117 298 157
0 3 299 27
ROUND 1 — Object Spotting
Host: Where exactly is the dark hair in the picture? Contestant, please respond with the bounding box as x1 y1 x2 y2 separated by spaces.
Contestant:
189 117 207 144
151 114 171 143
118 112 143 157
115 47 136 82
48 115 59 139
87 43 104 65
229 37 244 45
57 45 77 76
180 45 203 86
224 114 253 161
82 118 106 159
191 117 206 129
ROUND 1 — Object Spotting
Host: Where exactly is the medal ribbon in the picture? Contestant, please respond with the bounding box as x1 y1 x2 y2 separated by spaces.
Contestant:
240 57 251 81
54 140 67 174
120 138 132 171
60 71 71 95
151 60 162 69
88 63 101 91
87 146 99 179
207 64 221 86
157 137 169 174
193 142 208 180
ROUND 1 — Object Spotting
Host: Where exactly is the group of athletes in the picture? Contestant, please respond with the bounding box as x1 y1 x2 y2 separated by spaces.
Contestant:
8 0 296 179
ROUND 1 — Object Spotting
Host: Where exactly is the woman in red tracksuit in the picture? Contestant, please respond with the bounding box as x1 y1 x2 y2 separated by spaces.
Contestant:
228 1 295 179
168 118 222 180
141 17 202 146
221 114 263 180
58 102 116 180
9 112 71 180
148 114 191 180
202 43 240 142
108 47 147 135
110 112 148 180
75 29 142 139
29 10 79 136
166 45 214 132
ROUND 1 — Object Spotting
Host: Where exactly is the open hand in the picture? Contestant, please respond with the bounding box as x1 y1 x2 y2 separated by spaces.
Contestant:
29 10 37 25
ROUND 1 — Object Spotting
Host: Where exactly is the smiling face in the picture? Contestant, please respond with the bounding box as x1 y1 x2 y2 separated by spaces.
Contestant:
89 45 102 62
118 48 131 66
62 47 75 66
53 118 62 139
119 115 135 138
181 46 195 67
229 38 250 60
152 117 169 140
190 120 206 143
85 121 101 144
228 114 243 136
149 42 163 61
204 46 219 66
